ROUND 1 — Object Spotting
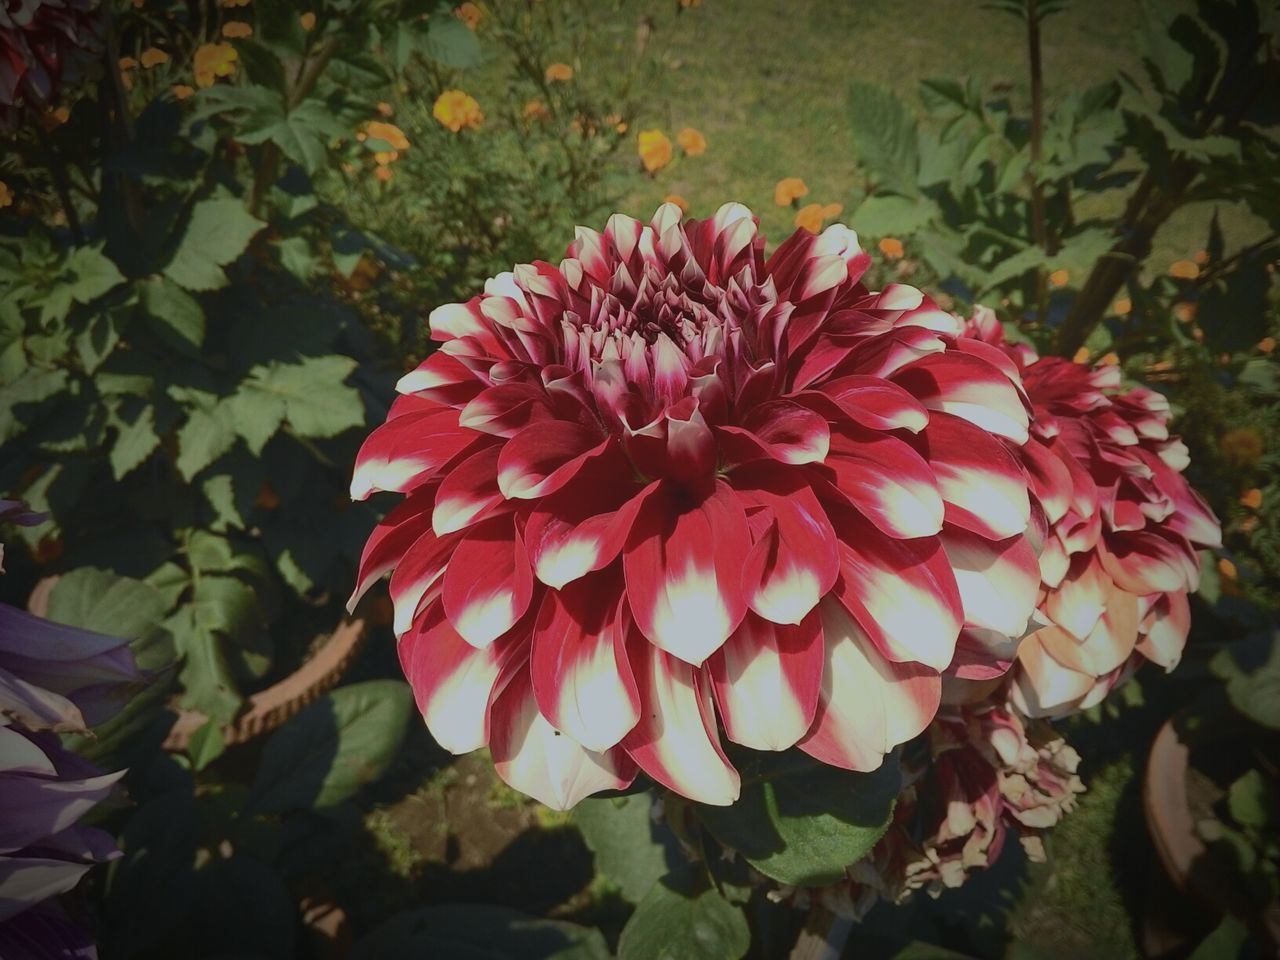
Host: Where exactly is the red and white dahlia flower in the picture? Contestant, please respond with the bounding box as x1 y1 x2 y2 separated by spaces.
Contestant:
351 203 1044 808
961 309 1221 717
0 0 100 129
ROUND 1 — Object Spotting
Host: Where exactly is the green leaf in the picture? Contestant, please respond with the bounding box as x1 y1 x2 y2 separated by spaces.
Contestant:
240 356 362 439
850 194 936 237
574 792 680 903
247 679 413 812
108 403 159 480
167 604 242 722
238 98 347 174
1188 916 1252 960
696 750 901 886
45 567 170 646
421 14 482 69
187 718 227 771
225 387 286 455
191 574 260 639
847 81 920 197
1226 769 1273 830
617 865 750 960
175 404 238 480
162 198 266 292
0 368 68 440
75 311 121 374
1211 629 1280 730
352 905 609 960
63 244 126 304
140 276 205 352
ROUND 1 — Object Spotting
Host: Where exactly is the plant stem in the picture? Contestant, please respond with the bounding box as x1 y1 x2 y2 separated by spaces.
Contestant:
1025 0 1052 324
790 904 852 960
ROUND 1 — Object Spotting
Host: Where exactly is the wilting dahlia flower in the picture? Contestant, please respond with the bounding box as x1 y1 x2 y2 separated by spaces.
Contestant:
961 310 1221 716
351 202 1045 808
784 704 1083 920
0 0 100 128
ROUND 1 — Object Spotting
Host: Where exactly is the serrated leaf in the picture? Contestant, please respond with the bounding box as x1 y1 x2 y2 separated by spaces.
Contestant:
63 244 126 304
75 311 121 374
0 368 68 440
695 750 901 887
241 356 362 438
421 14 482 69
617 865 749 960
176 405 238 480
168 604 242 722
191 574 260 639
141 276 205 352
848 81 920 197
247 679 412 812
574 792 680 903
109 403 160 480
850 194 936 237
163 198 266 292
226 387 286 455
187 718 227 771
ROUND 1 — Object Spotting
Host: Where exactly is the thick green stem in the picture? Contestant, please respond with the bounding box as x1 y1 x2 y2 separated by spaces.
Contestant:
1026 0 1052 324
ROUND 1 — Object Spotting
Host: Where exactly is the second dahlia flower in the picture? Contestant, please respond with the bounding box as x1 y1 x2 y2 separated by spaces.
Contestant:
0 0 100 128
351 203 1042 808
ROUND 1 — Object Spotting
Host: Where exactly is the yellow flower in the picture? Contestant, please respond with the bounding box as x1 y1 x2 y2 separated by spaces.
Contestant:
375 166 393 183
431 91 483 133
365 121 410 150
373 150 399 166
376 101 394 118
637 129 672 173
222 21 253 39
1072 346 1091 364
663 194 689 213
522 99 551 123
0 182 11 208
794 203 827 233
1240 488 1263 510
456 2 482 28
140 47 169 68
172 84 195 100
299 11 316 30
774 177 808 206
878 237 904 259
676 127 706 156
1169 259 1200 280
1113 296 1132 316
545 62 574 82
45 105 70 128
194 42 238 87
1048 268 1069 288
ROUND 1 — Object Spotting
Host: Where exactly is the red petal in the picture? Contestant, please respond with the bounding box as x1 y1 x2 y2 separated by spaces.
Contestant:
497 421 609 500
442 515 536 647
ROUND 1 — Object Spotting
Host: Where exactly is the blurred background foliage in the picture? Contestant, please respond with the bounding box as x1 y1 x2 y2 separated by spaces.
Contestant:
0 0 1277 957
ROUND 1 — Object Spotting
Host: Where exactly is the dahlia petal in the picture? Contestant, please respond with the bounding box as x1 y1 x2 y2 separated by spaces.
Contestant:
1043 554 1109 641
350 409 478 500
1097 531 1194 595
490 671 636 810
828 505 963 671
940 525 1040 637
399 604 529 753
1009 631 1094 718
442 516 536 647
893 352 1030 443
530 572 640 752
723 400 830 465
708 610 823 751
1137 590 1190 670
1040 579 1138 676
915 412 1031 540
622 629 740 805
823 425 945 539
349 484 437 612
799 598 941 771
623 480 750 665
433 445 505 536
497 422 609 500
396 350 485 407
458 383 554 438
811 375 929 433
1020 438 1074 525
388 526 456 637
843 326 948 379
525 476 653 590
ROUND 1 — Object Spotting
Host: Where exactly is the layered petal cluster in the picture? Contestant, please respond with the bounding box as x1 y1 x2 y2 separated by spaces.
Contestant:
0 0 100 128
789 704 1083 920
961 309 1221 717
351 203 1043 808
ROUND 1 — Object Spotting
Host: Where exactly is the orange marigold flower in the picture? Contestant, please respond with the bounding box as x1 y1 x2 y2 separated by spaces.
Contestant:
774 177 808 206
193 42 238 87
819 203 843 219
140 46 169 68
367 120 410 150
523 99 551 123
377 101 394 117
676 126 706 156
1194 249 1210 265
1048 268 1069 288
1240 515 1259 533
637 129 672 173
1114 296 1132 316
878 237 904 259
1240 488 1263 510
373 150 399 166
432 91 483 133
172 84 195 100
1173 302 1196 323
545 62 574 82
1260 336 1276 354
794 203 827 234
456 2 482 28
222 20 253 38
118 56 138 71
1217 556 1237 580
45 105 70 128
299 11 316 30
375 166 393 183
1100 352 1119 366
1072 346 1091 364
607 114 628 134
0 182 11 208
1169 259 1200 280
663 194 689 213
